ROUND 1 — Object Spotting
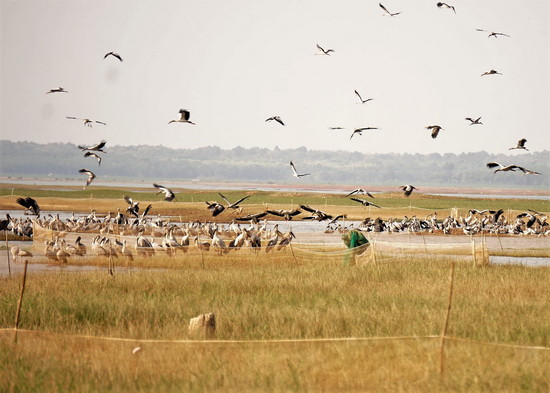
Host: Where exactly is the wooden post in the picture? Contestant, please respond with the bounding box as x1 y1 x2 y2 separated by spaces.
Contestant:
370 240 377 265
496 233 504 252
289 243 299 266
422 235 428 253
198 238 205 269
6 233 11 277
13 260 29 344
471 238 476 267
439 262 456 377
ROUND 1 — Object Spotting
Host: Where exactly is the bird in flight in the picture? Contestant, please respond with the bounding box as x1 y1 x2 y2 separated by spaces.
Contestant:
509 138 528 151
481 69 502 77
476 29 510 38
79 169 96 187
346 188 375 198
379 3 400 16
219 193 251 210
354 90 374 104
290 161 310 178
16 197 40 216
329 126 345 130
267 208 302 221
46 87 68 94
316 44 334 55
350 198 381 208
400 184 417 197
84 152 102 166
425 125 443 139
350 127 378 140
104 51 123 62
266 116 285 126
437 2 456 13
465 117 482 125
205 201 225 217
486 162 540 175
67 117 106 127
153 183 176 201
78 140 107 153
169 109 195 125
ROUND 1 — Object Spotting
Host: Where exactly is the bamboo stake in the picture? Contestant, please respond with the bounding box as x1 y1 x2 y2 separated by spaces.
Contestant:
289 243 299 266
13 260 29 344
6 233 11 277
439 261 456 377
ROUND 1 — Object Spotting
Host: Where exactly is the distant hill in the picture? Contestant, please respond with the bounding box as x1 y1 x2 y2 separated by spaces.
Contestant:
0 140 548 189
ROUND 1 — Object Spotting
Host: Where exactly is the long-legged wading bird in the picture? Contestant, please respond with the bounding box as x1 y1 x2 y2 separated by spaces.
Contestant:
267 209 302 221
400 184 417 197
437 2 456 13
169 109 195 125
235 211 268 223
206 201 225 217
355 90 373 104
78 140 107 153
426 125 443 139
103 51 123 62
219 193 250 210
379 3 400 16
79 169 96 187
476 29 510 38
124 196 140 217
67 117 106 127
465 117 482 125
153 184 176 201
84 152 102 166
481 69 501 77
486 162 540 175
47 87 68 94
509 138 528 151
265 116 284 126
346 188 375 198
16 197 40 216
350 198 381 208
290 161 310 178
350 127 378 139
316 44 334 55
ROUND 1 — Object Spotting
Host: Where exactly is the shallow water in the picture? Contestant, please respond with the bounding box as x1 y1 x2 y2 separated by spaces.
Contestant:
490 256 550 267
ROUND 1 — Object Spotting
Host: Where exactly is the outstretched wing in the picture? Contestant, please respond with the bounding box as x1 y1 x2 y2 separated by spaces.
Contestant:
290 161 299 176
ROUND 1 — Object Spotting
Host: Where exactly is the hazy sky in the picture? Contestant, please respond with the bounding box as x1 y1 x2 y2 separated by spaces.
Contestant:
1 0 548 155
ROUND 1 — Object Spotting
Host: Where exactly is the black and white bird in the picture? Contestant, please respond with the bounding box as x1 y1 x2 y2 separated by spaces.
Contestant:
476 29 510 38
425 125 443 139
47 87 68 94
84 152 102 166
329 126 345 130
67 117 106 127
103 51 123 62
354 90 373 104
437 2 456 13
346 188 375 198
481 69 501 77
350 198 381 208
16 197 40 216
350 127 378 140
379 3 400 16
290 161 310 178
316 44 334 55
235 211 269 223
219 193 250 210
78 140 107 153
509 138 528 151
267 209 302 221
79 169 96 187
169 109 195 125
300 205 333 221
465 117 482 125
400 184 417 197
265 116 285 126
153 184 176 201
206 201 225 217
486 162 540 175
124 196 140 216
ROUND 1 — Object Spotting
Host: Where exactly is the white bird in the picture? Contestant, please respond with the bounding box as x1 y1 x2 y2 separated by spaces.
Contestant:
509 138 528 151
350 127 378 140
290 161 310 178
219 193 251 210
79 169 96 187
437 2 456 13
354 90 374 104
265 116 285 126
400 184 417 197
47 87 68 94
103 51 123 62
153 183 176 201
84 152 102 166
78 140 107 153
425 125 443 139
316 44 334 55
169 109 195 125
346 188 375 198
67 117 106 127
476 29 510 38
350 198 381 208
486 162 540 175
465 117 482 125
481 69 501 77
379 3 400 16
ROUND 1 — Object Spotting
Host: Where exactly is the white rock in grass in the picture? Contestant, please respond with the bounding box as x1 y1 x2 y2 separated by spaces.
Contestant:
189 313 216 338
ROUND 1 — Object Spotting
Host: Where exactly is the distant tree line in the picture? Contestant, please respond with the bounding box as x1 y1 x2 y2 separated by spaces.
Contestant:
0 140 548 188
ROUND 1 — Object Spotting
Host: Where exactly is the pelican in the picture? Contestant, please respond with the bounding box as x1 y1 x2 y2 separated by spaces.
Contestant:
400 184 417 197
67 117 106 127
290 161 310 178
169 109 195 125
354 90 373 104
16 197 40 216
84 152 102 166
481 69 501 77
79 169 96 187
509 138 528 151
437 2 456 13
219 193 250 210
476 29 510 38
346 188 375 198
425 125 443 139
78 140 107 153
350 198 381 208
153 183 176 201
465 117 482 125
316 44 334 55
350 127 378 139
103 51 123 62
379 3 400 16
46 87 68 94
265 116 284 126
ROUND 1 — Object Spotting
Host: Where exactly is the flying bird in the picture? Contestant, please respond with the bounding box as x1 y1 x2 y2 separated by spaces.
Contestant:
124 196 140 216
316 44 334 55
79 169 96 187
509 138 528 151
354 90 374 104
329 127 345 130
265 116 285 126
205 201 225 217
350 127 378 140
437 2 456 13
266 209 302 221
153 183 176 201
346 188 375 198
219 193 250 209
425 125 443 139
476 29 510 38
379 3 400 16
84 152 102 166
103 51 123 62
235 211 269 222
16 197 40 216
481 69 501 77
465 117 482 125
67 117 106 127
169 109 195 125
300 205 333 221
46 87 68 94
78 140 107 153
400 184 417 197
290 161 310 178
350 198 381 208
486 162 540 175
